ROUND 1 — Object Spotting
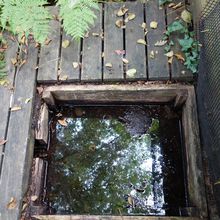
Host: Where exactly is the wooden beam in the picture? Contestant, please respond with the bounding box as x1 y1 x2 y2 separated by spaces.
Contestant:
33 215 203 220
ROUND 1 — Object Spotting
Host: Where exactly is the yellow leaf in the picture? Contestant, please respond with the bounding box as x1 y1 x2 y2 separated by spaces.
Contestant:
165 50 174 58
126 68 137 77
122 58 129 64
181 10 192 23
117 7 128 17
115 19 124 28
137 39 147 45
11 106 22 112
127 13 136 21
150 21 158 29
175 53 185 62
105 63 113 68
7 197 17 209
62 40 70 48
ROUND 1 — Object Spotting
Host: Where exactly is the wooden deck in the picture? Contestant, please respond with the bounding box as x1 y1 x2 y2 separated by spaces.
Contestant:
0 1 194 220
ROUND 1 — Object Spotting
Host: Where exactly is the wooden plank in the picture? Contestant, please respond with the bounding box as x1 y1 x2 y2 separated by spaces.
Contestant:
37 7 60 83
166 0 193 81
104 3 124 81
59 33 80 82
0 42 38 220
125 2 147 80
42 84 190 105
34 215 202 220
35 103 49 145
0 35 18 173
145 0 170 80
81 5 102 81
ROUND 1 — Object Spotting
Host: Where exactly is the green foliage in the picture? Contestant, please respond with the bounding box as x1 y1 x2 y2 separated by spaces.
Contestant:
159 0 172 6
0 0 51 44
164 19 200 73
57 0 99 41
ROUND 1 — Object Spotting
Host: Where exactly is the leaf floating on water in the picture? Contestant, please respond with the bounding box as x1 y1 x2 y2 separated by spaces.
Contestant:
0 138 7 146
150 21 158 29
7 197 17 209
126 68 137 77
122 58 129 64
137 39 147 45
62 40 70 48
154 40 167 46
58 119 68 127
11 106 22 112
181 9 192 23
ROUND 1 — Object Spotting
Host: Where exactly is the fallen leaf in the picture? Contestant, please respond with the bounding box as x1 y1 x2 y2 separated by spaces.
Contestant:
214 180 220 185
75 108 85 117
168 56 174 64
58 119 68 127
175 53 185 62
117 7 128 17
127 13 136 21
115 19 124 28
128 196 134 206
168 3 176 7
62 40 70 48
122 58 129 64
154 40 167 46
72 62 79 69
25 98 31 104
141 22 147 30
150 21 158 29
150 51 155 59
181 9 192 23
59 75 68 81
31 195 38 202
92 32 100 37
22 203 28 211
44 38 52 45
105 63 113 68
126 68 137 77
172 2 183 9
0 139 7 146
114 50 125 55
11 58 17 65
11 106 22 112
165 50 174 58
56 113 63 117
137 39 147 45
7 197 17 209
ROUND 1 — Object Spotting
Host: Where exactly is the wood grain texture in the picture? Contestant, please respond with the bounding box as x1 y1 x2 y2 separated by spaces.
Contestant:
37 7 60 83
59 33 81 82
166 0 193 81
0 35 18 173
0 42 38 220
125 2 146 80
34 215 202 220
81 5 103 81
145 0 169 80
104 3 124 81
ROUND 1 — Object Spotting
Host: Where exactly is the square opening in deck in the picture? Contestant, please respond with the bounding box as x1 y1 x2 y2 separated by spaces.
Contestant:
31 84 207 220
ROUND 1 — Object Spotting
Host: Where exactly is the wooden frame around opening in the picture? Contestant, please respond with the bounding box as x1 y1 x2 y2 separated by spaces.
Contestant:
35 84 207 220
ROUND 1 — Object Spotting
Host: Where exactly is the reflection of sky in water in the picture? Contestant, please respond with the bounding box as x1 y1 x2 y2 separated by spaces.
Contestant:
47 106 182 215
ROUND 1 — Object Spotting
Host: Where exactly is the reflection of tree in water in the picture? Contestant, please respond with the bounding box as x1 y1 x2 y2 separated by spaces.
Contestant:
47 109 165 215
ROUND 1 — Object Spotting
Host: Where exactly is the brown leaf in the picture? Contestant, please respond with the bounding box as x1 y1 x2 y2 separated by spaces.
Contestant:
168 56 174 64
58 119 68 127
7 197 17 209
175 53 185 62
117 7 128 17
115 19 124 28
11 58 17 66
0 139 7 146
44 38 52 45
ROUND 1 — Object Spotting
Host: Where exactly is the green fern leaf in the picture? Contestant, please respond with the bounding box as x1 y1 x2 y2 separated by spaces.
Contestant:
57 0 99 41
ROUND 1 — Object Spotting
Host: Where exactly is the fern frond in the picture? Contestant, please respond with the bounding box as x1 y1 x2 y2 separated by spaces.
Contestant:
1 0 51 43
57 0 99 41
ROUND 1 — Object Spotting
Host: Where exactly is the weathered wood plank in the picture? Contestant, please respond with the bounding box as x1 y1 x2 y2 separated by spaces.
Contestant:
35 103 49 145
37 7 60 83
0 42 38 220
42 84 190 105
81 5 102 81
166 0 193 81
145 0 170 80
0 35 18 173
104 3 124 81
59 33 80 82
34 215 202 220
125 2 147 80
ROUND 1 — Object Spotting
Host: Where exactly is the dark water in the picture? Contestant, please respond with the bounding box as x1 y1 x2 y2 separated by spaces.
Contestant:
46 105 187 215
